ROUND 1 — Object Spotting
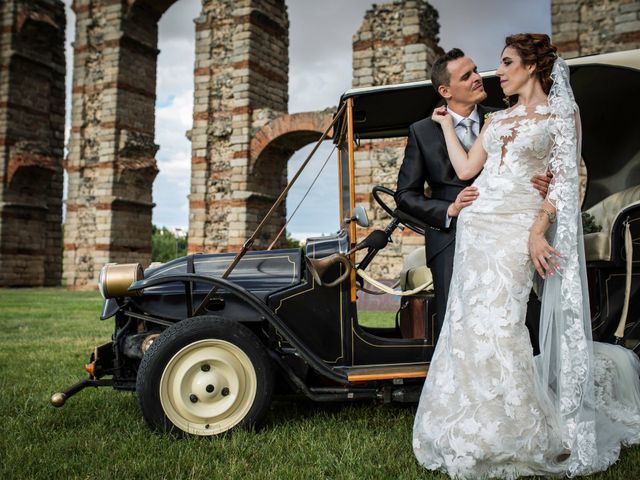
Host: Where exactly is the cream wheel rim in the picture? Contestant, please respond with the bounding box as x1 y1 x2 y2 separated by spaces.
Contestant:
159 338 257 435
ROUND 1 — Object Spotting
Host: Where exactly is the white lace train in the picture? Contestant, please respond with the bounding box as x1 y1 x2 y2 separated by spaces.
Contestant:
412 92 640 478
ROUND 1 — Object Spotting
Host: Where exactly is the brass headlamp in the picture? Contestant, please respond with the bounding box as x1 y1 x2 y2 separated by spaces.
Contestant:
98 263 144 299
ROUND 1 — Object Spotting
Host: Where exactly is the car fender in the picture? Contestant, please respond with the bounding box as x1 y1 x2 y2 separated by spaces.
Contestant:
100 298 125 320
128 274 348 384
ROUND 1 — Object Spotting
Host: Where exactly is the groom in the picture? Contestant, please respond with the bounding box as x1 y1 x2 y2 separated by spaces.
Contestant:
395 48 549 353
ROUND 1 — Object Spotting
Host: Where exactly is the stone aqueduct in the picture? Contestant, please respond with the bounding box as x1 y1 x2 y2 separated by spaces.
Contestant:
0 0 638 288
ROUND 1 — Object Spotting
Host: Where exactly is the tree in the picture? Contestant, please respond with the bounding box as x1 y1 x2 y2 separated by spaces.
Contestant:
152 226 187 263
286 232 301 249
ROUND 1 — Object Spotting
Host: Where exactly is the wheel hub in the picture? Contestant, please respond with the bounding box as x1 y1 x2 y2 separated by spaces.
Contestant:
192 370 220 400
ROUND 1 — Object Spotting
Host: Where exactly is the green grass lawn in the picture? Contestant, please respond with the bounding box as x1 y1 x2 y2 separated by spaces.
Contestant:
1 288 639 479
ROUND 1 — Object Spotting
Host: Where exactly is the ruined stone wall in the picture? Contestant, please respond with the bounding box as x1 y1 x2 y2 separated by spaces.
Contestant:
188 0 289 253
353 0 442 87
188 0 235 254
352 0 443 280
62 0 292 288
7 0 637 289
63 0 161 289
0 0 65 286
552 0 640 58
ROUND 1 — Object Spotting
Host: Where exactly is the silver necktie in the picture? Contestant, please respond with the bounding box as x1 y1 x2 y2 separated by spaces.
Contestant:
459 117 476 152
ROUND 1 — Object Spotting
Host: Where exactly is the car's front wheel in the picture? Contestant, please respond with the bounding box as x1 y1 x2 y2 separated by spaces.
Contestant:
136 316 273 437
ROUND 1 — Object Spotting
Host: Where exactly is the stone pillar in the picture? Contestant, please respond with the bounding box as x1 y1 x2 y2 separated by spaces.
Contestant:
64 0 163 289
0 0 65 286
188 0 289 253
552 0 640 58
352 0 442 87
352 0 443 279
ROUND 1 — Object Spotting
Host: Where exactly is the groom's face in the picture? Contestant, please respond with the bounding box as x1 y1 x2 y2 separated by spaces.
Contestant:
441 56 487 106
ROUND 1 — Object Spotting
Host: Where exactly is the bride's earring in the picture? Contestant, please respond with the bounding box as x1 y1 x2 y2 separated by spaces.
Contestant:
503 96 511 107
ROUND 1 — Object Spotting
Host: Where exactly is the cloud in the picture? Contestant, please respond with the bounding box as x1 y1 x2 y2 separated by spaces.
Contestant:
288 0 373 63
289 56 352 113
153 88 193 229
155 0 201 40
287 0 371 112
286 142 340 237
156 36 197 96
431 0 552 71
151 1 200 229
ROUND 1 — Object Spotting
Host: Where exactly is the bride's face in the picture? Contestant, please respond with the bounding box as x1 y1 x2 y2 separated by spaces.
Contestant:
497 46 535 97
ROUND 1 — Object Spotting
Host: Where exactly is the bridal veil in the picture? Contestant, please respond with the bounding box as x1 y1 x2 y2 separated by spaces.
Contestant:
535 57 640 475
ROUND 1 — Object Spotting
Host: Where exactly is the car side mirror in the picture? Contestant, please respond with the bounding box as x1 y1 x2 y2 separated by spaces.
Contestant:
349 204 369 228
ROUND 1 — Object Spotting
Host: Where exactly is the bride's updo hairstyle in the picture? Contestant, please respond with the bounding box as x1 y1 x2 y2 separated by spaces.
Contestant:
504 33 558 94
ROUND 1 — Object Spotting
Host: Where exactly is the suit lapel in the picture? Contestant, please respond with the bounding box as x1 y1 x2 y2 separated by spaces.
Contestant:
433 121 445 144
478 104 488 130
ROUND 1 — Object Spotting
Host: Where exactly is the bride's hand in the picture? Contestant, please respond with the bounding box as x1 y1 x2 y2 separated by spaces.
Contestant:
529 231 562 279
431 106 453 128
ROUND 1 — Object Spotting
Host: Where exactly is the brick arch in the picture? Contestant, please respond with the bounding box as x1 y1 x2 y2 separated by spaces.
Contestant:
128 0 181 19
238 111 334 249
249 111 334 170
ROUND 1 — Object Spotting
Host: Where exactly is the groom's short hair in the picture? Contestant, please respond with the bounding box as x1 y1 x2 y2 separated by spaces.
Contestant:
431 48 465 92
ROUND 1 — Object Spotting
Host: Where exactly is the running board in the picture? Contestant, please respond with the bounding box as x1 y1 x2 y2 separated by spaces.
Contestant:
344 363 428 382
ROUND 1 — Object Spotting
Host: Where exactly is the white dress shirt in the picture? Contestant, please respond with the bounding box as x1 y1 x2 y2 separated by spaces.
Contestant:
444 105 480 227
448 105 481 139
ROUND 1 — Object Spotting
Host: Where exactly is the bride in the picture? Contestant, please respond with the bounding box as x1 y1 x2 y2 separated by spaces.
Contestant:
412 33 640 478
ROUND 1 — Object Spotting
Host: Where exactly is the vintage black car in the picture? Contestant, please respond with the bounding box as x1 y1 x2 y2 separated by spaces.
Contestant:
52 50 640 437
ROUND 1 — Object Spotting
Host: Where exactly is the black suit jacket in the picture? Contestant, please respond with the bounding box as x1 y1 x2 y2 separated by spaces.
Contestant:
395 104 499 266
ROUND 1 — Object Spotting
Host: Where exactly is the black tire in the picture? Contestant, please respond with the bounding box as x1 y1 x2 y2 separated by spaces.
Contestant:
136 316 273 437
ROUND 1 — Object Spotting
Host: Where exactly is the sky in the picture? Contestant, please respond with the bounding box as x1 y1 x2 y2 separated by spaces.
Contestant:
62 0 551 239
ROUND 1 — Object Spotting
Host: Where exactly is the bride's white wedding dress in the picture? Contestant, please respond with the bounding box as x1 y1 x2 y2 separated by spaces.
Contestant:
413 60 640 479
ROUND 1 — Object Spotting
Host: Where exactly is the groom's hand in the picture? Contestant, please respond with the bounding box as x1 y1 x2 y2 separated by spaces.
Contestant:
447 186 478 217
531 171 553 198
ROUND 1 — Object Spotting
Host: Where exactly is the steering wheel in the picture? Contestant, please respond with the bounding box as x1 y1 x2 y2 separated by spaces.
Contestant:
372 186 426 236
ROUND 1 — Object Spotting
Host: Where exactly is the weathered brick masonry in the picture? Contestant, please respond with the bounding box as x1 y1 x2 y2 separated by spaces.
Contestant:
188 0 291 254
0 0 638 288
552 0 640 58
63 0 174 289
0 0 65 286
351 0 443 279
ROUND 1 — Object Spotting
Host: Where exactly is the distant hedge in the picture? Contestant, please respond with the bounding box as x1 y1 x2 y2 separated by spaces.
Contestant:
152 225 187 262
